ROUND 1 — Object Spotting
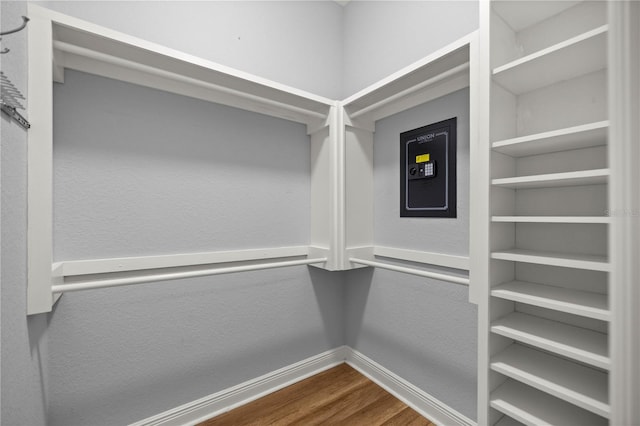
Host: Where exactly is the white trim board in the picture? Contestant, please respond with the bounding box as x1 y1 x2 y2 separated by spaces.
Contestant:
129 346 476 426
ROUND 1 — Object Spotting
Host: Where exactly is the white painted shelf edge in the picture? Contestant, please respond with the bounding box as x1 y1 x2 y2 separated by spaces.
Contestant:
492 25 608 95
491 380 608 426
491 344 610 418
490 312 610 370
342 31 476 109
491 280 610 321
491 249 609 272
491 216 610 224
493 25 608 75
53 257 328 294
56 246 311 277
372 246 470 271
31 4 334 128
491 169 609 189
491 121 609 157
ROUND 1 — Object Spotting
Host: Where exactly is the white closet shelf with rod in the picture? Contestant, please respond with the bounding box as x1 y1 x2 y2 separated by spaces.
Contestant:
27 4 336 315
52 257 328 294
27 2 480 314
349 258 470 286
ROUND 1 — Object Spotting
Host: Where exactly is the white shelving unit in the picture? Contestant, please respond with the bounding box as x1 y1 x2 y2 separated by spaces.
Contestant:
476 1 615 425
26 4 477 314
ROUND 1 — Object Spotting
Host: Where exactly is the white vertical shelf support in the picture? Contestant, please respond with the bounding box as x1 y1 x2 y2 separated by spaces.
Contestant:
475 2 494 424
608 1 640 424
27 5 55 315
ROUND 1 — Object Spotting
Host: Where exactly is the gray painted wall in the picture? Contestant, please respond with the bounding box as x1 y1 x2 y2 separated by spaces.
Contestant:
2 2 345 425
345 89 477 420
46 71 344 426
342 0 479 97
1 2 49 426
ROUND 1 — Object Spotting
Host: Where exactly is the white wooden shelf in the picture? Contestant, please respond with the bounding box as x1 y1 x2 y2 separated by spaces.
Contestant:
491 312 610 370
491 281 609 321
491 380 608 426
341 33 474 124
491 249 609 272
491 121 609 157
493 26 608 95
492 216 610 224
43 7 333 129
492 169 609 189
491 344 609 417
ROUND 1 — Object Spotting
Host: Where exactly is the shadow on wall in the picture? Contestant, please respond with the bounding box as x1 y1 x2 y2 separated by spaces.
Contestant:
342 267 374 346
343 266 477 419
28 314 50 422
309 267 348 348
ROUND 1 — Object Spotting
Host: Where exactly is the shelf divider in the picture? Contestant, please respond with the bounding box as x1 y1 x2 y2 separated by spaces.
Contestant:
493 26 608 95
491 216 610 224
491 169 609 190
491 344 609 417
491 249 609 272
491 380 608 426
490 312 610 370
491 121 609 157
491 281 609 321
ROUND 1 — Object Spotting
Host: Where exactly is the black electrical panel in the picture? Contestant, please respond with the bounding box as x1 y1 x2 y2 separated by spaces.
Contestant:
400 117 456 217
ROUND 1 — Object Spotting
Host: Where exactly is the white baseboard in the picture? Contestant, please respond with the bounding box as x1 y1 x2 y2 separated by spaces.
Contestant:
129 346 348 426
130 346 476 426
345 347 476 426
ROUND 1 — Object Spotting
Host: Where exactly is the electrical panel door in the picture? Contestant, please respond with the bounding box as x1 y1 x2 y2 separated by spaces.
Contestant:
400 117 457 217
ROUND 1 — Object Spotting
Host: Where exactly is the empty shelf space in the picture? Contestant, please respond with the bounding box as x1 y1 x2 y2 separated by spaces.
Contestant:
491 281 609 321
494 415 525 426
491 216 610 224
491 249 609 272
491 121 609 157
491 380 608 426
491 1 581 33
490 312 609 370
493 26 608 95
492 169 609 189
491 344 609 417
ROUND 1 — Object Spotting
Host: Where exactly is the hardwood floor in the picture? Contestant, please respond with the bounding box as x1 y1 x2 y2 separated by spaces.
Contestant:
198 363 434 426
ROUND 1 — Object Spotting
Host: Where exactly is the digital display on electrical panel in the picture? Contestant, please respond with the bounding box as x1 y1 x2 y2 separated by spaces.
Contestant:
400 117 457 218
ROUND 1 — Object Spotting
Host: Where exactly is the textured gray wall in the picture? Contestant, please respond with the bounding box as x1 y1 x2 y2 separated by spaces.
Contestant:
1 2 49 426
345 89 478 420
374 89 470 254
47 70 345 426
53 71 311 260
342 1 478 97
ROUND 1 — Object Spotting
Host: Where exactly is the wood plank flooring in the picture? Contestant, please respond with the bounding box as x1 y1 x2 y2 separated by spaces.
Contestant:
198 363 434 426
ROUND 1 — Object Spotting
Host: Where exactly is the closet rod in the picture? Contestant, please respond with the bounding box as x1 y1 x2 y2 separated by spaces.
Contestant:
348 62 470 119
350 258 470 286
53 41 328 120
52 257 327 294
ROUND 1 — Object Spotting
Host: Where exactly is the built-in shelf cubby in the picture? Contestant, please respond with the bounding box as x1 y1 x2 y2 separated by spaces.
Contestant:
480 1 611 424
